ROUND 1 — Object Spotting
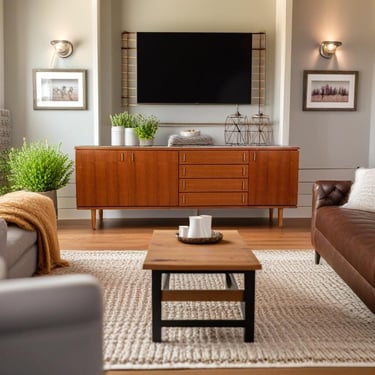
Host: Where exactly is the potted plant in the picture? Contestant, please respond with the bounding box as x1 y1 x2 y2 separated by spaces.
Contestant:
134 115 159 146
7 139 74 213
110 112 127 146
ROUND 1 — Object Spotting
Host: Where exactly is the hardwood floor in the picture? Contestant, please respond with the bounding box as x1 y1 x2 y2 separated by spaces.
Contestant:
56 218 373 375
57 217 313 250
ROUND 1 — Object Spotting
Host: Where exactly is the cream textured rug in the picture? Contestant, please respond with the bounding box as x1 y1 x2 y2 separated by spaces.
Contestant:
52 250 375 370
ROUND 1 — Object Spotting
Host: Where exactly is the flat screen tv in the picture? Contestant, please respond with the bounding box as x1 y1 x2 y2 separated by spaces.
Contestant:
136 32 252 104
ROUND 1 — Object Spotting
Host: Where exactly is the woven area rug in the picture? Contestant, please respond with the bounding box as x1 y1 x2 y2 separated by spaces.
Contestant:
52 250 375 370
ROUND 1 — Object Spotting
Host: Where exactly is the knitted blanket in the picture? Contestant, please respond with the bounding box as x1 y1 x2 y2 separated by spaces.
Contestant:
0 191 69 274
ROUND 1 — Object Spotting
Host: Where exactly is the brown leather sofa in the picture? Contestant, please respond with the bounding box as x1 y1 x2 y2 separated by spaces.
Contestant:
311 180 375 313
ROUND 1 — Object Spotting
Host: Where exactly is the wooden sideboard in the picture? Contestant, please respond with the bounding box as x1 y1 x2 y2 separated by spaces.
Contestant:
75 146 299 229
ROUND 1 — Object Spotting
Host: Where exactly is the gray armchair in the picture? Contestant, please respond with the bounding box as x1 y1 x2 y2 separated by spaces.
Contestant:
0 269 104 375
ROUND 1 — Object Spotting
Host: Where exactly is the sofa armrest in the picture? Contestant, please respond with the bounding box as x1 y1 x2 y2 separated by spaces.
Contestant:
311 180 352 247
0 274 103 375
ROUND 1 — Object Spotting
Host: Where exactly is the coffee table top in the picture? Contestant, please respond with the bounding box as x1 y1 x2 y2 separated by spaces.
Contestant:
143 230 261 271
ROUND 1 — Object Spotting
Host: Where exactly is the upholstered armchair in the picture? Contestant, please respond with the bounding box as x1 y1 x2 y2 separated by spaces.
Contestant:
0 265 104 375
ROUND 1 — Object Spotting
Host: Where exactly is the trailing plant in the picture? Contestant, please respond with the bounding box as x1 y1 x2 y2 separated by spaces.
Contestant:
133 115 159 140
109 112 135 128
8 139 74 192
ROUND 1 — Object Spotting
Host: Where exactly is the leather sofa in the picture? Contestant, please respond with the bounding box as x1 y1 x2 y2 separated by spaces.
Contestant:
311 180 375 313
0 217 37 278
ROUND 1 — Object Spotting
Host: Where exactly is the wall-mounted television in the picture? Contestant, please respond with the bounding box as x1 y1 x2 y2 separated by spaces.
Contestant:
136 32 252 104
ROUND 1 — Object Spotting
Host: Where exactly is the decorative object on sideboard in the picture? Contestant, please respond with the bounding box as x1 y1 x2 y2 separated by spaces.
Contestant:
133 114 159 146
224 106 249 145
319 41 342 59
248 113 273 145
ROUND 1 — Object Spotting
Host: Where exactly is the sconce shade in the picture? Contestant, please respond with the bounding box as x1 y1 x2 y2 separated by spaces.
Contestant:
50 40 73 58
319 41 342 59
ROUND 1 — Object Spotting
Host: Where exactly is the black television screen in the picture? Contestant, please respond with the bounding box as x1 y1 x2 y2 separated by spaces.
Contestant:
136 32 252 104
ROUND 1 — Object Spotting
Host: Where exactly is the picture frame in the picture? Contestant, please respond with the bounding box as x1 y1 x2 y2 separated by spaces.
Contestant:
303 70 358 111
33 69 87 110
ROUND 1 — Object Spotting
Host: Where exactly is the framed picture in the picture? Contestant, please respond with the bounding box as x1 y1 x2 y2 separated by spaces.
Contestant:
303 70 358 111
33 69 87 110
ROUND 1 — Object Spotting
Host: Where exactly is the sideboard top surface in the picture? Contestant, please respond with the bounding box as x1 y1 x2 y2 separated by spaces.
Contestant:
75 145 300 151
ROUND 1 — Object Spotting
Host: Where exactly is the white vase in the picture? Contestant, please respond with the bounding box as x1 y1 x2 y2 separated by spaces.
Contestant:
139 138 153 146
125 128 139 146
111 126 124 146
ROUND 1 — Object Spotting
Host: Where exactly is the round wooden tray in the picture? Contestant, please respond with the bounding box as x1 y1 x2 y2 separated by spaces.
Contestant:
176 231 223 244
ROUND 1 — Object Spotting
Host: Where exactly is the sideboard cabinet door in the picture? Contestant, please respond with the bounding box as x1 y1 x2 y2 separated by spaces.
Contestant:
130 150 179 206
248 150 299 206
75 149 132 207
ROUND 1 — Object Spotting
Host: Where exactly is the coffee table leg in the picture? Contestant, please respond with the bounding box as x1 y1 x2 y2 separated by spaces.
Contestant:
151 271 162 342
244 271 255 342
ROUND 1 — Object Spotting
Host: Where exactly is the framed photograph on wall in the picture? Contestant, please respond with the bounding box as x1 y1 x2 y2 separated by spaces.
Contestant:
33 69 87 110
303 70 358 111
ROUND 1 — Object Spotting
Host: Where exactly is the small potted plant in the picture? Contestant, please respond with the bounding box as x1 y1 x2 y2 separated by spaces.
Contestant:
6 139 74 213
134 115 159 146
110 112 127 146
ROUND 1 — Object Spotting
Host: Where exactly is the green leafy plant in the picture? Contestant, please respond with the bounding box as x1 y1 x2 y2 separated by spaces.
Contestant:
109 112 135 128
0 149 11 195
7 139 74 192
133 115 159 140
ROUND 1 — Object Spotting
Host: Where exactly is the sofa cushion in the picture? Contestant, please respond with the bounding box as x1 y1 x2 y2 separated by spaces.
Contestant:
316 206 375 287
0 224 37 270
342 168 375 212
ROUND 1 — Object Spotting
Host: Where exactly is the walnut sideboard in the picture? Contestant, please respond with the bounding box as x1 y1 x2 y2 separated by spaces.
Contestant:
75 146 299 229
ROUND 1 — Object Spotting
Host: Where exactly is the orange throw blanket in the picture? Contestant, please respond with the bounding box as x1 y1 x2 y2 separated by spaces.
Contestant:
0 191 69 274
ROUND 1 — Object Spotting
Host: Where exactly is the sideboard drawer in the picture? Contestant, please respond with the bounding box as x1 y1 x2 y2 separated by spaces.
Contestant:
179 165 248 178
179 150 248 164
180 178 248 192
179 192 248 206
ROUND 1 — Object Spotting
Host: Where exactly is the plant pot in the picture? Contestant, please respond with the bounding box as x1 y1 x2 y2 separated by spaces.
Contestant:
111 126 124 146
139 138 154 146
125 128 139 146
38 190 58 217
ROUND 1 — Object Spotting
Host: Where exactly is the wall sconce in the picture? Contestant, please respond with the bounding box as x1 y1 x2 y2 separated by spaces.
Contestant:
319 41 342 59
50 40 74 58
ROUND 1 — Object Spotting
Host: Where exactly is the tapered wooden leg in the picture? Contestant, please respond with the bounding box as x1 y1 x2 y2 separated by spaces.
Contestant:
91 209 96 230
278 208 283 228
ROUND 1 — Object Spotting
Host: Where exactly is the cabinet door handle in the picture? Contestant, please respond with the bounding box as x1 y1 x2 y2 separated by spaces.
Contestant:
243 152 247 162
182 167 186 176
131 152 135 161
242 180 245 190
120 152 124 161
182 152 186 162
242 166 246 176
253 152 256 161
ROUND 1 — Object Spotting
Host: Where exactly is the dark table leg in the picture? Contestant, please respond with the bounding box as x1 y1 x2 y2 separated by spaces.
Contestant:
244 271 255 342
151 270 162 342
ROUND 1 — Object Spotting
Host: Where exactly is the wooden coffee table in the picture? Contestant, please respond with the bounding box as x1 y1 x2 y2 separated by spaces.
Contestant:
143 229 262 342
